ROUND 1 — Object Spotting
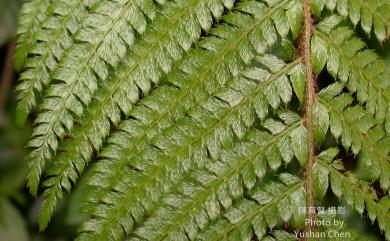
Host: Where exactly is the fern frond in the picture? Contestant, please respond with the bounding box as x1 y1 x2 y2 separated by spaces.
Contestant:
15 0 88 125
313 18 390 130
15 0 390 239
195 174 305 241
26 0 163 196
318 87 390 192
316 157 390 240
82 0 303 218
37 0 236 229
28 0 303 203
129 117 304 241
14 0 50 71
76 52 304 241
312 0 390 41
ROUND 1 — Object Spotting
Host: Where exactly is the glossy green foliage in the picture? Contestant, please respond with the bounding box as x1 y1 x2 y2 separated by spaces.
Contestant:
311 0 390 42
317 151 390 240
15 0 390 240
15 0 88 125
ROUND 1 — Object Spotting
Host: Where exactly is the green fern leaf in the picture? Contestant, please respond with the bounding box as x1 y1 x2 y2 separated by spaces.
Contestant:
37 0 236 229
319 88 390 192
314 19 390 129
129 116 304 240
26 0 163 196
81 0 302 222
196 175 305 241
77 52 304 241
312 0 390 41
14 0 390 240
317 157 390 239
14 0 50 71
15 0 88 125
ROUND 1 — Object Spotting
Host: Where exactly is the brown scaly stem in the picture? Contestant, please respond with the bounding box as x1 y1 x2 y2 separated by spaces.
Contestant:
300 0 317 239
